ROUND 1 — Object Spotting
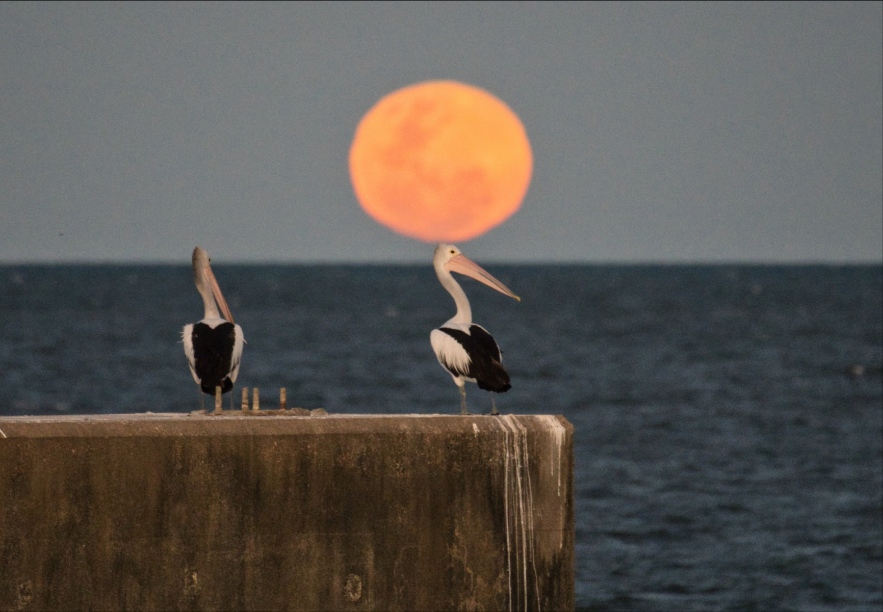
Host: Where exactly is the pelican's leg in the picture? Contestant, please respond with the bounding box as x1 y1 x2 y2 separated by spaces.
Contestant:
490 394 499 416
459 385 469 415
198 389 205 412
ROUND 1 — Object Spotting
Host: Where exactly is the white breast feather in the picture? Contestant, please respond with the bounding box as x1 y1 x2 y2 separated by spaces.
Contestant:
229 324 245 383
181 323 200 384
430 328 472 374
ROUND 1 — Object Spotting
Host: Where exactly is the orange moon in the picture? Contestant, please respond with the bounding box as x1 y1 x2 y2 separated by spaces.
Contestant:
349 80 532 243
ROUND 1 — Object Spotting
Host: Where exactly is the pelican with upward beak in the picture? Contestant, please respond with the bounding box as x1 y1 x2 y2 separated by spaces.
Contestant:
182 247 244 405
430 244 520 415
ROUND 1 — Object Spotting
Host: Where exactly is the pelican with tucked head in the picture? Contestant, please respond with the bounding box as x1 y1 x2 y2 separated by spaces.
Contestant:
430 243 520 415
182 247 244 406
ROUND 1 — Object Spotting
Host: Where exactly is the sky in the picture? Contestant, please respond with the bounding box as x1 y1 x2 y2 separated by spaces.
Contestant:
1 1 881 264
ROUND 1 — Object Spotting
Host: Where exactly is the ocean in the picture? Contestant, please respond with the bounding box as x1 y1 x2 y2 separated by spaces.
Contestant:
1 264 881 611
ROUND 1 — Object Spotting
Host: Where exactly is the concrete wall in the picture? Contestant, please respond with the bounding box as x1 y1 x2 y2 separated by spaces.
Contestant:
0 413 573 611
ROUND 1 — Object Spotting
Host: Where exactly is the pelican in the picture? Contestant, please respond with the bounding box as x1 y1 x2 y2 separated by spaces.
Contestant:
182 247 244 405
430 243 520 415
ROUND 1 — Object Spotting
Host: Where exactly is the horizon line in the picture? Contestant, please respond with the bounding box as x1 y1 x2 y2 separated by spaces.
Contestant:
1 258 881 267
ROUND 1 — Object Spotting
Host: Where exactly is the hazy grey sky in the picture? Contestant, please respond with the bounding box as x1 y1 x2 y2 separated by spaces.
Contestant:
1 2 880 263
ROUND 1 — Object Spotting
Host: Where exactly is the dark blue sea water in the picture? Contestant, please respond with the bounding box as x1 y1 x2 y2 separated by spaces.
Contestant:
1 264 881 610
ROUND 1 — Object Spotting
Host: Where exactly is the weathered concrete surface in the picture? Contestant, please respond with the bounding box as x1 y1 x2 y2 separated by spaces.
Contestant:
0 414 573 611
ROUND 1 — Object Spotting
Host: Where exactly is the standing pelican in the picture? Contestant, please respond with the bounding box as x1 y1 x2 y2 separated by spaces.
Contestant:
182 247 244 404
430 243 520 415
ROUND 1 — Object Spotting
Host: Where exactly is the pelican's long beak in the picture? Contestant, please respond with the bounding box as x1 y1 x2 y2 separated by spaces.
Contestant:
446 254 521 302
205 263 235 324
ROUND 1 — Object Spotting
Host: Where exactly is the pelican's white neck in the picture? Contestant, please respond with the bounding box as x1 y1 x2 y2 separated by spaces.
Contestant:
435 261 472 326
199 283 221 321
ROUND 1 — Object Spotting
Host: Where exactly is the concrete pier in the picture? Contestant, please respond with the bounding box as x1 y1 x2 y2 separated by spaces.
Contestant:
0 413 573 611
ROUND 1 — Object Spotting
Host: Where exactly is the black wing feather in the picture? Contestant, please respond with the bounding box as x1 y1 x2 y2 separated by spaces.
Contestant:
191 322 237 394
439 326 511 393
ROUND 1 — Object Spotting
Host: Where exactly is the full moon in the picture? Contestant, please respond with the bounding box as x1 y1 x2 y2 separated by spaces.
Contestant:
349 80 532 243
